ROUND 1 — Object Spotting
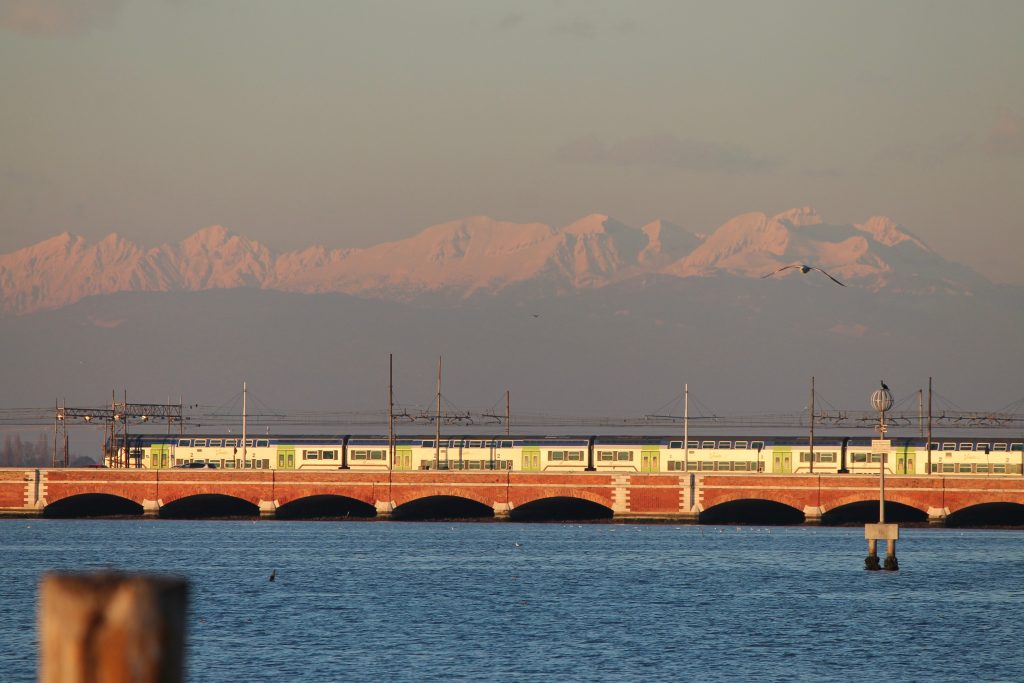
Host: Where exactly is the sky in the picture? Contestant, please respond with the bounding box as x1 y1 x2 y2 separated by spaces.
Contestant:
2 0 1023 281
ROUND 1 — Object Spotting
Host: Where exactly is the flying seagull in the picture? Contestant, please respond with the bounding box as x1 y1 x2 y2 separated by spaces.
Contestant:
761 264 846 287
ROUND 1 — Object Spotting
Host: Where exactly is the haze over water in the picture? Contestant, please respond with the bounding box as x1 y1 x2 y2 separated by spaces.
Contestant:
3 520 1023 682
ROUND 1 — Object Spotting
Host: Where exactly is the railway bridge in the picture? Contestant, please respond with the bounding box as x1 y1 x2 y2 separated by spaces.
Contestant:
3 469 1024 525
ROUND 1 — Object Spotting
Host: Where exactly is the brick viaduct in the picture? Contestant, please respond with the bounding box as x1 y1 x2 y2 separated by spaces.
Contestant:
3 469 1024 524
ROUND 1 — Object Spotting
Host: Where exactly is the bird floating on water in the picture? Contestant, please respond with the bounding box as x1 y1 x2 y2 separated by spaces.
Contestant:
761 264 846 287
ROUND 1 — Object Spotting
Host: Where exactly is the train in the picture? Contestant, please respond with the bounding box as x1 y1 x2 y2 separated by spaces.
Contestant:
107 433 1024 476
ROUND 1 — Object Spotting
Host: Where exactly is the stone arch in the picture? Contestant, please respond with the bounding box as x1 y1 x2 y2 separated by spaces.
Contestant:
946 502 1024 528
275 495 377 520
43 493 143 518
391 495 495 521
699 498 805 525
159 494 260 519
516 489 613 511
821 499 928 525
509 496 614 521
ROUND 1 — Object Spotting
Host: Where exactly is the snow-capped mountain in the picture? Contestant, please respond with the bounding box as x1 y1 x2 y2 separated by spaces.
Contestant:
0 209 990 315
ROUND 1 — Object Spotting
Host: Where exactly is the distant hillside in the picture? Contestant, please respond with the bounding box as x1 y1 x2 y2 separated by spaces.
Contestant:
0 208 992 315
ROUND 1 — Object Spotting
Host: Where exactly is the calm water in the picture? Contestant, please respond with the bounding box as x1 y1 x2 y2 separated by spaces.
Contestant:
2 521 1023 682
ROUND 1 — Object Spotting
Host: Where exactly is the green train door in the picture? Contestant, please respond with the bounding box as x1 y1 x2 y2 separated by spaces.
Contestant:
772 448 792 474
897 448 915 475
522 447 541 471
395 446 413 470
277 447 295 470
641 448 660 472
151 445 170 469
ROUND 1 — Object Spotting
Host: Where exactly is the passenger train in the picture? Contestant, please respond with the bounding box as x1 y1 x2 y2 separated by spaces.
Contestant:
109 434 1024 476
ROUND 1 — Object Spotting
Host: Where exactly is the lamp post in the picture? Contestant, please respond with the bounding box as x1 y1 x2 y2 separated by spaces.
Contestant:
865 382 898 571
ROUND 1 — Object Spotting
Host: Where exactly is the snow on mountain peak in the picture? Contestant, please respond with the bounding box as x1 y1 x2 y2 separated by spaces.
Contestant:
855 216 929 251
772 206 823 227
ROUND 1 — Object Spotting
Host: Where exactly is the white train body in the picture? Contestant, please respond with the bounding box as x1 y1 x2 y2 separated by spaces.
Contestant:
110 434 1024 476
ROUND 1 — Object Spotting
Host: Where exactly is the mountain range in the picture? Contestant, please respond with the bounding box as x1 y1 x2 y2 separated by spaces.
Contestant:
0 208 992 316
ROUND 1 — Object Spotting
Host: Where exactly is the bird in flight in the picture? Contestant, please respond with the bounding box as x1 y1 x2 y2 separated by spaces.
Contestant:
761 264 846 287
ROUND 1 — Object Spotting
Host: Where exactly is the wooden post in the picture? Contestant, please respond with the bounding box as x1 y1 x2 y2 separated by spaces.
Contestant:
39 572 188 683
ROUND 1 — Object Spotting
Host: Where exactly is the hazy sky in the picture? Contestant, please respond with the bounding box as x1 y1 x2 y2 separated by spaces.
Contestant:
2 0 1023 280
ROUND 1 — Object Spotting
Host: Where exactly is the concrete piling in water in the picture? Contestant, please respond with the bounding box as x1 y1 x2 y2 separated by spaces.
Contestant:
39 572 188 683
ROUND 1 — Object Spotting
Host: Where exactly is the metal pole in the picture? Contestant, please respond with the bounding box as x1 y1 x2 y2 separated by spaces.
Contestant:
927 377 933 475
505 390 510 438
388 354 394 471
62 398 68 467
242 381 247 469
809 376 815 474
684 383 689 472
879 406 886 525
53 399 58 467
434 357 441 469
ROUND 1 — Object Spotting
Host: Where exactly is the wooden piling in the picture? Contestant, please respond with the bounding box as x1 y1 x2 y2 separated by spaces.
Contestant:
38 572 187 683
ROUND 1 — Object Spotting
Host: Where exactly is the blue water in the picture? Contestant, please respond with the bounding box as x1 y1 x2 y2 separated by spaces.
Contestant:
2 521 1022 682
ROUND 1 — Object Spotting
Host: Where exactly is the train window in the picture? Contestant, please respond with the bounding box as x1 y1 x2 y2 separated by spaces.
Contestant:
351 450 367 460
304 450 320 459
735 441 748 449
701 441 715 449
422 440 435 448
732 462 747 471
568 451 584 461
993 464 1006 473
719 441 732 449
869 454 887 463
598 451 615 461
500 441 513 449
667 461 682 471
195 439 207 447
931 463 939 473
942 443 956 451
993 443 1007 451
699 461 715 471
669 441 683 449
716 462 731 471
751 441 764 450
245 439 254 447
177 439 191 447
942 464 955 473
820 453 836 463
549 451 565 461
224 439 236 448
686 461 698 471
977 464 990 473
210 439 222 447
851 453 867 463
977 443 991 453
1011 444 1024 452
957 464 972 473
959 443 973 451
468 440 482 448
616 451 632 461
322 450 337 460
449 440 462 448
370 450 386 460
256 439 269 448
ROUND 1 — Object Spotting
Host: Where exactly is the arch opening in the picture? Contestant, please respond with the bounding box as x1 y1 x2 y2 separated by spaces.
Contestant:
946 503 1024 528
43 494 143 518
699 499 804 525
392 496 494 521
276 495 376 520
159 494 259 519
821 500 927 526
509 497 613 522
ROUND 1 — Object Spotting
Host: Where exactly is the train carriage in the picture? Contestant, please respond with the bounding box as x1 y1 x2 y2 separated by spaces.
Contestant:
108 434 1024 476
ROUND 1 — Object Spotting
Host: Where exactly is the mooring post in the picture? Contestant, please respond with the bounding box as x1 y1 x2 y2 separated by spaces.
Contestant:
39 572 188 683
